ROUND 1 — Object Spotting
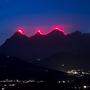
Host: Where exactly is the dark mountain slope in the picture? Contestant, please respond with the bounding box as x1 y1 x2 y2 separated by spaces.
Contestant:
0 54 67 80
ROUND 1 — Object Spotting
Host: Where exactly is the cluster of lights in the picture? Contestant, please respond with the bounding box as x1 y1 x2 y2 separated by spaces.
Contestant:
58 80 89 89
67 70 78 75
0 79 45 83
0 79 90 89
0 79 45 90
66 69 90 77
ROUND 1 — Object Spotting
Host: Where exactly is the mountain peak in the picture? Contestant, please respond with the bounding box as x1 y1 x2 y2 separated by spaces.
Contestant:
68 31 82 38
54 28 65 34
35 30 43 35
9 30 28 41
11 31 26 39
47 29 66 37
17 30 24 35
11 27 26 37
34 30 44 38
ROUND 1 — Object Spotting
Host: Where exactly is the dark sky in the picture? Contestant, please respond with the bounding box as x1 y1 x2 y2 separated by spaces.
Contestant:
0 0 90 44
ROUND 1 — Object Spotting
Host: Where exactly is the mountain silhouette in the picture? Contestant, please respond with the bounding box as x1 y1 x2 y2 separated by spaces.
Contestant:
0 30 90 70
0 29 67 59
0 54 66 80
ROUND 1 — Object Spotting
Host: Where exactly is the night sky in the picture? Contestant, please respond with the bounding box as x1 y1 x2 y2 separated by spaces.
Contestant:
0 0 90 45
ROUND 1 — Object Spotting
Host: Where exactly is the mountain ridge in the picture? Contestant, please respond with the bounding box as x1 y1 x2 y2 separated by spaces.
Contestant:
0 29 90 70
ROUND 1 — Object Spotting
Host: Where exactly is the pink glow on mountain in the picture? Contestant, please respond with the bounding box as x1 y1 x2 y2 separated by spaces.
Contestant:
16 25 69 36
17 27 25 35
37 30 43 35
52 25 67 35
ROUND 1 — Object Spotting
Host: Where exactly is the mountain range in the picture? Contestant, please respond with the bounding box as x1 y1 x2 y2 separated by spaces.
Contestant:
0 29 90 70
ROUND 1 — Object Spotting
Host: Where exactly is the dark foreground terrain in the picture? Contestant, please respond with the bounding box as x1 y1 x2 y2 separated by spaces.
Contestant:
0 55 90 90
0 78 90 90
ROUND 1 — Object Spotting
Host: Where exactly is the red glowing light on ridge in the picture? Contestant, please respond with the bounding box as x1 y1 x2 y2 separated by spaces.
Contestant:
16 25 68 36
55 28 59 30
53 25 67 35
55 27 64 33
37 30 44 35
17 27 25 35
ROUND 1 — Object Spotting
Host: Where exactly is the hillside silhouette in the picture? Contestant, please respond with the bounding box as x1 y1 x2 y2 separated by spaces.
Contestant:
0 29 90 70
